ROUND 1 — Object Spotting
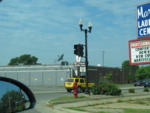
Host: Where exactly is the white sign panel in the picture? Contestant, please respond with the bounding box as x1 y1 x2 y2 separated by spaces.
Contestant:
76 56 81 62
80 67 85 72
129 38 150 65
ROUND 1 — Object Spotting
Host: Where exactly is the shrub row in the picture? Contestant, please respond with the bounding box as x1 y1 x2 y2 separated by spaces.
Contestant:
91 81 121 95
91 81 150 95
128 88 135 93
128 88 149 93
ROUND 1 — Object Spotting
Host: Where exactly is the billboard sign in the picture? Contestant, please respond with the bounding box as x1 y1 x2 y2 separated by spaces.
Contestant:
137 2 150 38
129 37 150 65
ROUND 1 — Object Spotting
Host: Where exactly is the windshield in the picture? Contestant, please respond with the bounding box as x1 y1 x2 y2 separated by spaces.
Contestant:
66 79 74 82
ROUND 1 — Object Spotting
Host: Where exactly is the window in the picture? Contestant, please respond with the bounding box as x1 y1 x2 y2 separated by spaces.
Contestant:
80 79 84 83
75 79 79 82
67 79 74 82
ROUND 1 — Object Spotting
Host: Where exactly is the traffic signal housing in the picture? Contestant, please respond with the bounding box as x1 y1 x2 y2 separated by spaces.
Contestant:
74 44 84 57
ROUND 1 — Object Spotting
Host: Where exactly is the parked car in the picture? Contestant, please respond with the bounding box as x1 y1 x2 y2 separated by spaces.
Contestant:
143 79 150 88
134 80 144 86
64 77 94 92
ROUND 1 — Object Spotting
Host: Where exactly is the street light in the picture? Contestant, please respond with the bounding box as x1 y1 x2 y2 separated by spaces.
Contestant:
79 19 92 94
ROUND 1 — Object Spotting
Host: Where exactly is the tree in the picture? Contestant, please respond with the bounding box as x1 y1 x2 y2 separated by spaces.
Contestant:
0 90 26 113
8 54 38 66
121 60 139 70
8 57 19 65
106 72 112 81
135 66 150 80
128 72 134 83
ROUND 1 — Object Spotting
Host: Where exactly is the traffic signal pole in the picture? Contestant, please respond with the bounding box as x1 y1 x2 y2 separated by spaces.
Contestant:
79 19 92 94
84 29 90 94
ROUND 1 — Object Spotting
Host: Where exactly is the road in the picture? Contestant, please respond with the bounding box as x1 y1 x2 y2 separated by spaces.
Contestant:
21 86 145 113
119 86 144 92
21 87 72 113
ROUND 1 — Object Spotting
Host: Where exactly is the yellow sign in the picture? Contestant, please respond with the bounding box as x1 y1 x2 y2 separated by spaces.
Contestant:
33 78 37 80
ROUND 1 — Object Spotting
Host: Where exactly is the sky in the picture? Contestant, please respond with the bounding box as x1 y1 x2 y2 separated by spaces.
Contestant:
0 0 149 67
0 81 28 101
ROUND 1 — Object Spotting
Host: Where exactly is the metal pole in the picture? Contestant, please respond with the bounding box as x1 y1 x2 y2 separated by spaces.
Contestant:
84 29 90 94
102 51 104 67
79 19 92 94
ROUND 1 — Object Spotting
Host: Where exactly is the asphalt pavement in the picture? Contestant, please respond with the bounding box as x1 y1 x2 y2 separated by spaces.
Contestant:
27 86 147 113
28 86 67 113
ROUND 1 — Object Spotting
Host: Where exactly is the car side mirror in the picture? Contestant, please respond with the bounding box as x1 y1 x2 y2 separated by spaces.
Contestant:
0 77 36 113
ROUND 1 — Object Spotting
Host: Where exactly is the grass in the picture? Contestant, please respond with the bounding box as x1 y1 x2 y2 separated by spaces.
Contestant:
49 95 87 103
96 109 150 113
116 98 150 104
67 106 150 113
98 111 109 113
66 97 150 113
49 86 150 113
117 99 124 103
66 107 86 112
123 108 150 113
131 98 150 105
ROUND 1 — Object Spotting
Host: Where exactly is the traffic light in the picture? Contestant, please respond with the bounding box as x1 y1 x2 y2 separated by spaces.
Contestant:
74 44 84 57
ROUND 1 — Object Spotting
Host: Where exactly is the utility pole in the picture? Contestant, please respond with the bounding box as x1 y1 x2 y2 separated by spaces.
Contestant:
102 51 105 67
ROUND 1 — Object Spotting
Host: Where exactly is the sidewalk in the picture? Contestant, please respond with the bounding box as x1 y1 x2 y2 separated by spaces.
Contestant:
49 92 150 113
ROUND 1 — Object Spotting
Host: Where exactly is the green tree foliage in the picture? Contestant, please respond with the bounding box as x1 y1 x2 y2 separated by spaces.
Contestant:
106 72 112 81
8 54 38 66
0 90 26 113
135 66 150 80
9 57 19 65
121 60 139 70
128 72 134 82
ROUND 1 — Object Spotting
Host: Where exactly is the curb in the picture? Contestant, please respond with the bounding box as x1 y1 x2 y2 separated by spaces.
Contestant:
47 92 150 113
48 92 150 106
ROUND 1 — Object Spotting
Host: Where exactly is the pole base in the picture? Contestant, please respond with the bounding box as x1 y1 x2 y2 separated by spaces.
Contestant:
84 90 90 94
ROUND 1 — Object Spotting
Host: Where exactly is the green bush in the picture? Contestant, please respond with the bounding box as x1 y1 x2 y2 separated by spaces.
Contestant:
91 81 121 95
128 88 135 93
144 88 149 92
